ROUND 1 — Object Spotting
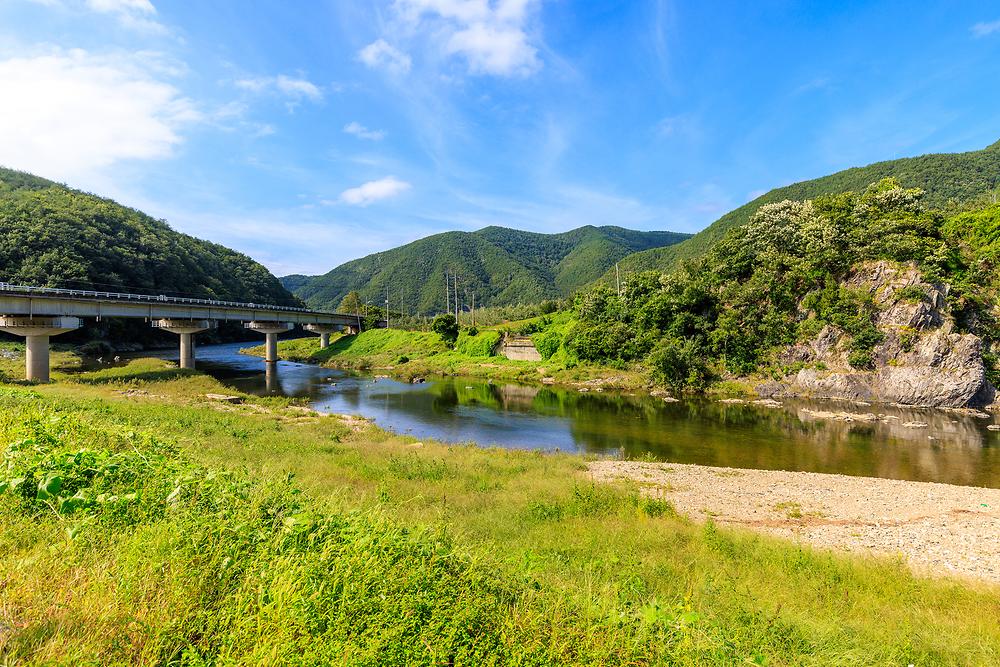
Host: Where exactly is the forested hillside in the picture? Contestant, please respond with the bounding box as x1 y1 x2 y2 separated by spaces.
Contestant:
0 167 299 306
565 178 1000 401
286 225 689 312
605 139 1000 281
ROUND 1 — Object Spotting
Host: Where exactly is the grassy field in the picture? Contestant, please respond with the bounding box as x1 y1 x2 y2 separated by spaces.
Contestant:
1 354 999 664
246 325 650 391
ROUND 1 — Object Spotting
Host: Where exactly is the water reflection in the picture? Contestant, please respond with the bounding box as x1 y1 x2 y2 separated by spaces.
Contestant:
140 342 1000 488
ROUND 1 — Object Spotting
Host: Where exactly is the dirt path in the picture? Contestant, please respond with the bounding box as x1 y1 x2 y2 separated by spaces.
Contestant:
589 461 1000 584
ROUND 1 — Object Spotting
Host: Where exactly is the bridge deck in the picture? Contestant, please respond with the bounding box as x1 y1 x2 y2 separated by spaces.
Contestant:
0 283 363 326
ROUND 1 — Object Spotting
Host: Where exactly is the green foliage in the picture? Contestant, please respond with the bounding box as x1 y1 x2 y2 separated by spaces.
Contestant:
606 138 1000 280
648 338 714 392
898 326 919 353
454 330 501 357
4 370 1000 663
896 285 927 303
0 167 298 305
432 314 459 344
572 178 1000 388
286 225 690 313
532 330 562 360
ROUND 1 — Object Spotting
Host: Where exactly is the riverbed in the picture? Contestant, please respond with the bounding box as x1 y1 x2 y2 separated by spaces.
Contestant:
145 342 1000 488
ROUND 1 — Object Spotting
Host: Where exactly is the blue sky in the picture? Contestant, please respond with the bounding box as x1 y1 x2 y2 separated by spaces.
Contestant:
2 1 1000 276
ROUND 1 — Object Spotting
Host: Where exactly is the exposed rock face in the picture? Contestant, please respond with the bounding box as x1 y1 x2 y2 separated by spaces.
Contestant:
782 261 994 408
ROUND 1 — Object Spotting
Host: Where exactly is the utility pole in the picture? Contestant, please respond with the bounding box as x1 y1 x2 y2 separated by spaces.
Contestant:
471 292 475 327
454 274 459 323
616 262 621 298
385 284 390 328
445 271 450 316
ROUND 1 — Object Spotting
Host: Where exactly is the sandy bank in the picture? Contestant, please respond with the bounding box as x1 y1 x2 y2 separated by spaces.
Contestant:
589 460 1000 584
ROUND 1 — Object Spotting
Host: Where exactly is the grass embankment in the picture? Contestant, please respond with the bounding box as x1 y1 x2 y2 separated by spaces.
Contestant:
1 355 999 663
248 315 647 390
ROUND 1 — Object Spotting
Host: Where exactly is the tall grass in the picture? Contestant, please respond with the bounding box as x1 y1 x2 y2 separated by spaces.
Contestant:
1 363 999 664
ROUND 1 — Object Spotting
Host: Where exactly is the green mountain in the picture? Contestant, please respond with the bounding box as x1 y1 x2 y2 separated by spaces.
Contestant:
605 139 1000 281
284 225 690 313
0 167 299 307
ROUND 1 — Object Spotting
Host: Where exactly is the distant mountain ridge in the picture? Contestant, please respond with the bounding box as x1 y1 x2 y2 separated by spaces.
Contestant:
284 225 690 312
0 167 299 307
604 139 1000 281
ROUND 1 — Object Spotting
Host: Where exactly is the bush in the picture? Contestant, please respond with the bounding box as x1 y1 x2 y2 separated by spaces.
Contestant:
455 330 501 357
896 285 927 303
532 330 561 360
848 349 874 370
431 314 459 343
648 338 713 392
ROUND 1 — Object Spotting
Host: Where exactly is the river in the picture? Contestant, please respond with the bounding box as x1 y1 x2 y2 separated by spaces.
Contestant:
145 342 1000 488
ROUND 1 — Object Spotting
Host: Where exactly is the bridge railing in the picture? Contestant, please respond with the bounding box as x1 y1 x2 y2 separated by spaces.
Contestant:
0 282 335 315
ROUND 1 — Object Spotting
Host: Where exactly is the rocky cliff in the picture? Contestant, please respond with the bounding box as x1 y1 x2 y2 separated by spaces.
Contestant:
768 261 995 408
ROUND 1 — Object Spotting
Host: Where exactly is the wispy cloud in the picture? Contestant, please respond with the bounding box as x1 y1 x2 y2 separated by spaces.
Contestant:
358 39 412 74
971 19 1000 37
234 74 323 101
344 121 386 141
84 0 165 33
655 113 701 141
336 177 412 206
793 76 831 95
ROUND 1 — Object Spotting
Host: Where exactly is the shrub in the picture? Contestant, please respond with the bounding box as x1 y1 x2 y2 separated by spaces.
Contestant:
532 330 561 360
431 314 459 343
898 326 918 352
648 338 713 392
896 285 927 304
848 349 874 370
456 330 501 357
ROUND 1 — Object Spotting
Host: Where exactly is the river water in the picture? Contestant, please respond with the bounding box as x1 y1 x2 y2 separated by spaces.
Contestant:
147 342 1000 488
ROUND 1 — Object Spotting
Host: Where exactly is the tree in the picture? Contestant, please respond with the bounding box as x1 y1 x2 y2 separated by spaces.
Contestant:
338 290 362 314
432 314 459 343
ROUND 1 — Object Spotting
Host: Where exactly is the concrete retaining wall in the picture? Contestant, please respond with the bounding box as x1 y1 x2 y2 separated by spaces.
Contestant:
496 334 542 361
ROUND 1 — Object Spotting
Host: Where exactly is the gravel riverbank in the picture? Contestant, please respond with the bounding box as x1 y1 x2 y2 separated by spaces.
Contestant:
589 460 1000 584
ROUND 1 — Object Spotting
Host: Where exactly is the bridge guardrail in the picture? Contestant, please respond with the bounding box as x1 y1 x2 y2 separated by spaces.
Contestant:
0 282 336 316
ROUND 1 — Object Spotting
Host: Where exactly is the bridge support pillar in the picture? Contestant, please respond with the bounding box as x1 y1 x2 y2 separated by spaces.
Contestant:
152 319 215 369
303 324 339 349
0 316 82 383
244 322 294 363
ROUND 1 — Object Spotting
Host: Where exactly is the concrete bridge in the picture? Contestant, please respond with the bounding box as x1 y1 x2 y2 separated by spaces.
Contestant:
0 283 378 382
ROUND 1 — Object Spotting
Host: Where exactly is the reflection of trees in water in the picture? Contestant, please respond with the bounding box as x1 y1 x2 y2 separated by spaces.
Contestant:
325 372 1000 488
563 396 1000 488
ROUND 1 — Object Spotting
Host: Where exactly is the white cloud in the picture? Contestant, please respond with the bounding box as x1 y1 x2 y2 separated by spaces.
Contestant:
86 0 155 13
84 0 165 33
344 121 386 141
972 19 1000 37
235 74 323 101
0 49 198 184
275 75 322 99
358 39 412 74
393 0 541 76
337 177 412 206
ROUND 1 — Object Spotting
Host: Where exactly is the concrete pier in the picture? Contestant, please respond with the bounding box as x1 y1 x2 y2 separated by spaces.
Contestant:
304 323 340 349
152 319 215 369
244 322 294 363
0 316 82 382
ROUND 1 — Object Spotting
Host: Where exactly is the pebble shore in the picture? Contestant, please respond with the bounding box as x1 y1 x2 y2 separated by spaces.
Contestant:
589 460 1000 584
